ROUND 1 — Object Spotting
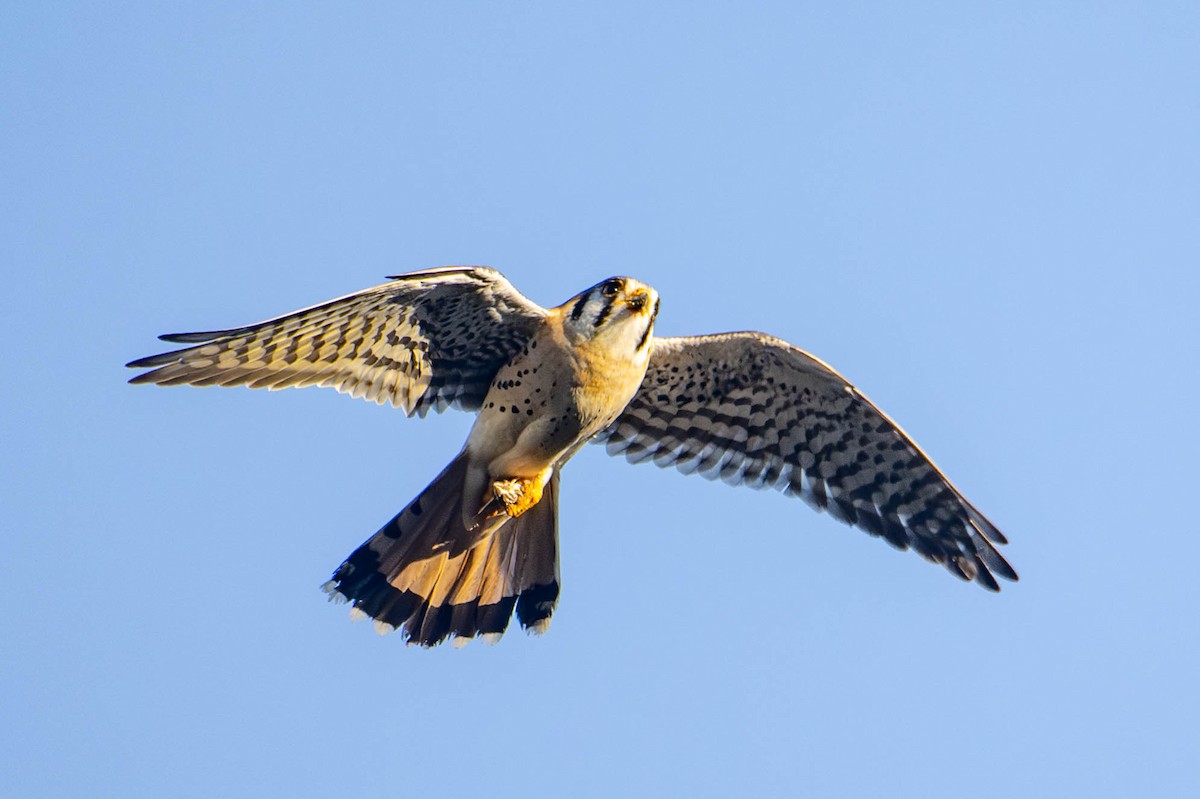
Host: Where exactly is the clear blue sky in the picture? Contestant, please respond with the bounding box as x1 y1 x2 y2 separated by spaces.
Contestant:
4 3 1198 797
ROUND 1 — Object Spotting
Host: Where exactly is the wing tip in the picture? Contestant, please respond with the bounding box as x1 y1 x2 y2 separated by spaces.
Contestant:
983 553 1020 585
158 331 217 343
962 550 1019 592
126 352 176 369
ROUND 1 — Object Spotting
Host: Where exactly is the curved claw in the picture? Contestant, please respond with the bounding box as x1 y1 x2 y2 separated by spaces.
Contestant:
492 477 545 518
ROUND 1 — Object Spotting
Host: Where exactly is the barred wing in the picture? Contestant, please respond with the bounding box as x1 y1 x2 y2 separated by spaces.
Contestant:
127 267 546 416
597 332 1017 590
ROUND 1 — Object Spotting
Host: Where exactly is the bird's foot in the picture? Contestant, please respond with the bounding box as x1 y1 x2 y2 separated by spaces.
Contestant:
492 477 544 519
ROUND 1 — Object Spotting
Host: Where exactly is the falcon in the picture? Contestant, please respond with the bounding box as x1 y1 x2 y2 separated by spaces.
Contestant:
127 267 1017 646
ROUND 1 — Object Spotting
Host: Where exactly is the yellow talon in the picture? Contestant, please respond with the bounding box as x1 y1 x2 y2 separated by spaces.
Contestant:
492 477 544 518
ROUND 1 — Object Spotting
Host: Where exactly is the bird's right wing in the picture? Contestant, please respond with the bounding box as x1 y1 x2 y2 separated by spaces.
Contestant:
127 267 546 416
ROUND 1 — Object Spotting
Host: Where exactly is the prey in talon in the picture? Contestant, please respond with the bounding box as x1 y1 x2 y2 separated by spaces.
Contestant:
491 477 546 519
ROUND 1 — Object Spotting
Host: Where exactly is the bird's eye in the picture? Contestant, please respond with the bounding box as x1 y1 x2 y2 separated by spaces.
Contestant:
600 279 622 298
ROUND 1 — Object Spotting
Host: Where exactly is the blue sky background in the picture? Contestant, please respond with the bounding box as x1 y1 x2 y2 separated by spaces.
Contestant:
3 3 1198 797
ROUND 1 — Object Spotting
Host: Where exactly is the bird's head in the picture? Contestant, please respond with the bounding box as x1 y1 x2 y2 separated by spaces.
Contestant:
559 276 660 355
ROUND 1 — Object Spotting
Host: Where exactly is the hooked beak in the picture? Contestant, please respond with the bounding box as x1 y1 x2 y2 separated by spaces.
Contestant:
625 288 650 313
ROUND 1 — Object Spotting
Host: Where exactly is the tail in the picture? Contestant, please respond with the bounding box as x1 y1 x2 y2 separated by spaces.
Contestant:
323 452 560 647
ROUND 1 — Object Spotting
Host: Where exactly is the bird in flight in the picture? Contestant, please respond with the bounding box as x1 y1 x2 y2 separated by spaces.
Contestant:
128 267 1016 646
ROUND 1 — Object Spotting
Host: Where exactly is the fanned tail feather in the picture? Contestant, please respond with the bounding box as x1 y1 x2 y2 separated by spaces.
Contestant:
323 453 560 646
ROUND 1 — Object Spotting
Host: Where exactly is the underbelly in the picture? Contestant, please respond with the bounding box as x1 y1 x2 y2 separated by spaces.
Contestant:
466 330 647 479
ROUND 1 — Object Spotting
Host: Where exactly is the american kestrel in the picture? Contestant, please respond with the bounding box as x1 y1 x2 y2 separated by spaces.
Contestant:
128 267 1016 646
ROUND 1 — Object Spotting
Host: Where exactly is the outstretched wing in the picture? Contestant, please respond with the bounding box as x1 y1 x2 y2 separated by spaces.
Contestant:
127 266 546 416
595 332 1017 590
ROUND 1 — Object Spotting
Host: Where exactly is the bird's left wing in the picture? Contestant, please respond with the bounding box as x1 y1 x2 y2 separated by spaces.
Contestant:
594 332 1017 590
127 267 546 416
